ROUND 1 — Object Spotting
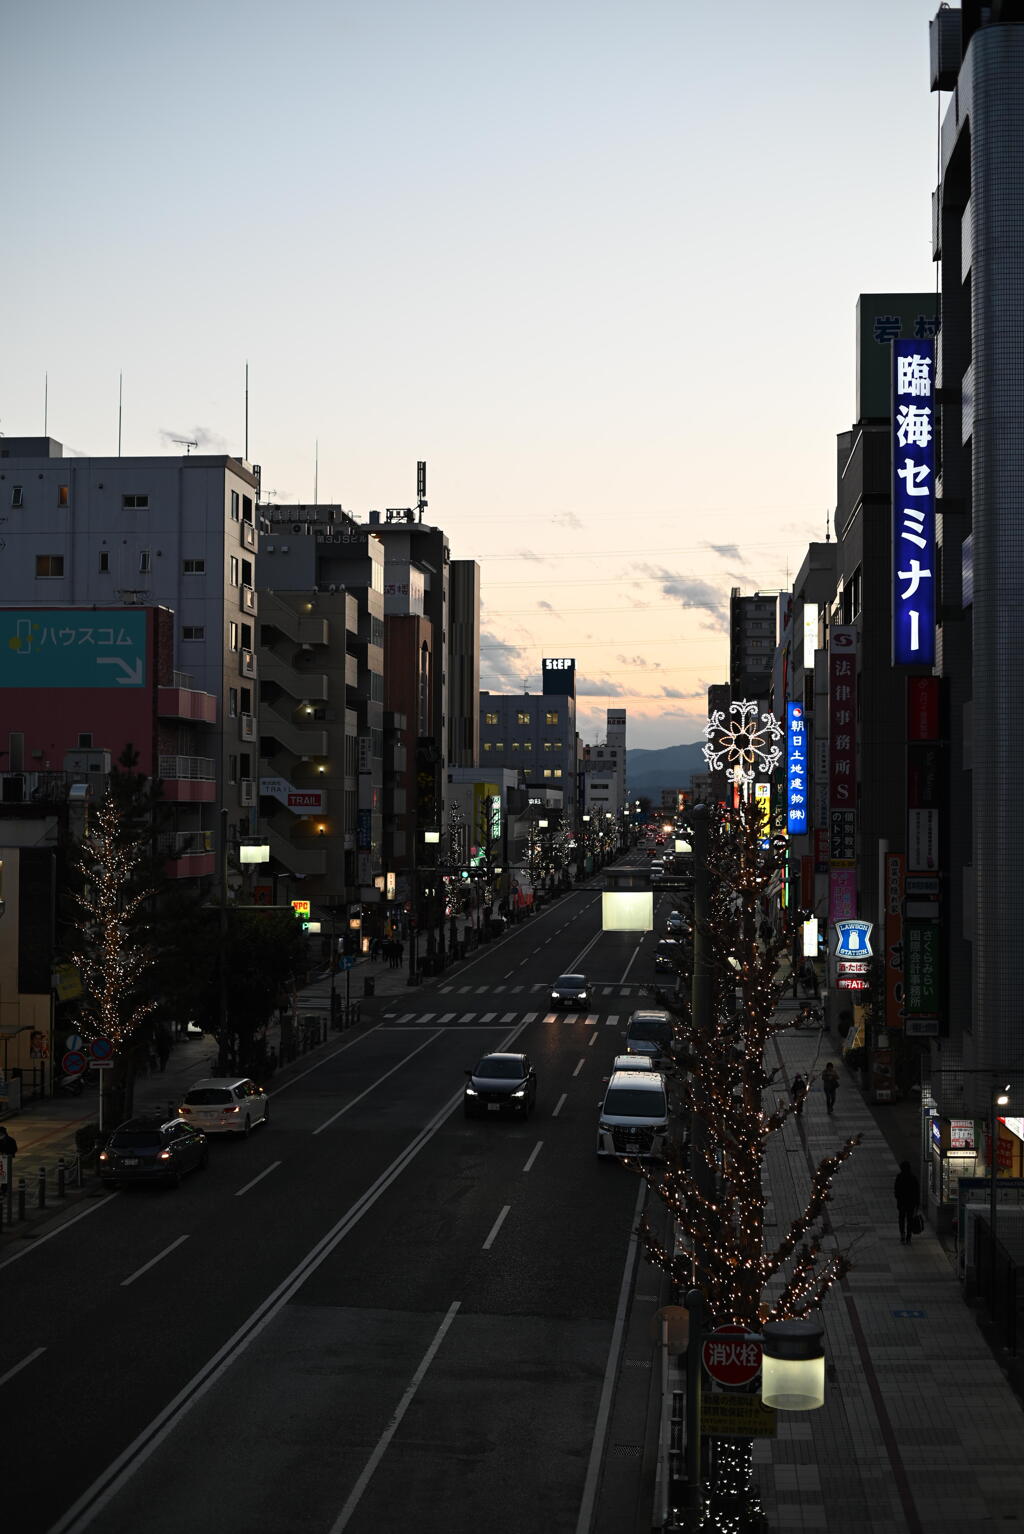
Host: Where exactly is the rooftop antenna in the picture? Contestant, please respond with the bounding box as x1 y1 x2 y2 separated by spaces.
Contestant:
416 459 427 522
825 507 831 543
170 436 198 455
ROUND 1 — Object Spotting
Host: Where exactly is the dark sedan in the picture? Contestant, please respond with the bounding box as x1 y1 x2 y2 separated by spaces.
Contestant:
98 1117 209 1188
464 1052 537 1119
550 973 590 1008
654 938 685 972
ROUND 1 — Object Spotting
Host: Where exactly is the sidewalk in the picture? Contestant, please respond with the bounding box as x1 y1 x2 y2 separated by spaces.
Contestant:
745 1001 1024 1532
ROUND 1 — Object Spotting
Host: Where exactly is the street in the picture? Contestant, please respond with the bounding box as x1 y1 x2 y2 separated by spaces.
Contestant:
3 870 683 1534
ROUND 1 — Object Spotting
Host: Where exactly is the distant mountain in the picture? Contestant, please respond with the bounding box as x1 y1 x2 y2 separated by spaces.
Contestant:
626 743 706 801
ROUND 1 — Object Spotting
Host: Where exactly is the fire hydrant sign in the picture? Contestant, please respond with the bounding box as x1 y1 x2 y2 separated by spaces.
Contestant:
702 1324 762 1387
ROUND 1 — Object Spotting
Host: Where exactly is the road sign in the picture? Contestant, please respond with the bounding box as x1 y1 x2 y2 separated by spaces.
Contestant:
700 1391 777 1439
702 1325 762 1387
338 955 356 971
65 1034 84 1053
61 1050 87 1077
89 1038 114 1062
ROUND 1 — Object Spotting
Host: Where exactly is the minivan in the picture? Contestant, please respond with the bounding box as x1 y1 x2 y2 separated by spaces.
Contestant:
624 1009 675 1065
596 1070 669 1160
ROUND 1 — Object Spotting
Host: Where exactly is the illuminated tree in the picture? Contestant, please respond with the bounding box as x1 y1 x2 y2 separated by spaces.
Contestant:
632 799 859 1528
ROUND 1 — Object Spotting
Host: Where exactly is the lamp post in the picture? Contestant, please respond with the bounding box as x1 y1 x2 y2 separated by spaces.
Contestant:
990 1082 1011 1325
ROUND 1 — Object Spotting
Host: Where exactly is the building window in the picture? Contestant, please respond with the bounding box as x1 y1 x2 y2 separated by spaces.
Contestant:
240 622 252 649
483 742 492 752
552 767 563 777
122 494 149 509
522 741 532 752
543 742 552 752
182 625 205 641
10 486 23 507
35 554 64 578
545 711 558 725
543 768 553 779
228 621 239 650
229 755 238 784
230 490 240 521
98 550 110 573
511 741 520 751
241 686 252 712
57 485 69 507
139 549 152 573
516 711 530 725
242 495 253 524
493 741 503 751
241 559 252 586
183 558 206 575
229 556 240 585
485 712 499 726
228 688 239 716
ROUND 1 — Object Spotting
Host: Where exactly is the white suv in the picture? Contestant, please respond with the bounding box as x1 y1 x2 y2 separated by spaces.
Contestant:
596 1070 669 1160
179 1077 269 1136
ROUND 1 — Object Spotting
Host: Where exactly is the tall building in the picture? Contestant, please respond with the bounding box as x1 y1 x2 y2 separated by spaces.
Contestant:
729 589 777 701
0 437 259 880
479 658 579 821
581 707 628 821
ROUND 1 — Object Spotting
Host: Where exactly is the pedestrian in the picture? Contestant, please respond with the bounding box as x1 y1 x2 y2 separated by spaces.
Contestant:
370 935 381 963
155 1023 172 1072
266 1045 278 1077
800 958 819 998
822 1061 839 1114
790 1073 808 1116
894 1159 920 1245
0 1124 18 1159
396 940 404 966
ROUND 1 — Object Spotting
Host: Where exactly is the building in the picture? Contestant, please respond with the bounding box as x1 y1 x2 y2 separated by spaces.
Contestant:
0 437 259 883
581 707 628 822
729 588 777 701
479 660 579 820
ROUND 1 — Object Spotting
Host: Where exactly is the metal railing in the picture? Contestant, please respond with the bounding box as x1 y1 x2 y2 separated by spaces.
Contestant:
156 830 213 855
158 755 216 780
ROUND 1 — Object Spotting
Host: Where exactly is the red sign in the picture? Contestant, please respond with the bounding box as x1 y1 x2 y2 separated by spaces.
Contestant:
908 676 940 741
829 630 858 811
702 1325 762 1387
287 791 323 809
61 1050 87 1076
838 977 870 990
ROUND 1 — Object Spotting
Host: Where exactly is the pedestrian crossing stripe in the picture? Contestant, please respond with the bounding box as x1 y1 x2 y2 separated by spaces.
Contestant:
438 982 650 997
379 1008 625 1028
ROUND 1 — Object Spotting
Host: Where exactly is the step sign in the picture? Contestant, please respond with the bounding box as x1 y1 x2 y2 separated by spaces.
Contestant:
89 1038 114 1062
62 1050 87 1077
65 1034 84 1053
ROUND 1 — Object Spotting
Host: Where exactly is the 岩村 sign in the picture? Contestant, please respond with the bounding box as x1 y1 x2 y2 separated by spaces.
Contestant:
786 702 808 835
892 338 935 665
834 919 874 959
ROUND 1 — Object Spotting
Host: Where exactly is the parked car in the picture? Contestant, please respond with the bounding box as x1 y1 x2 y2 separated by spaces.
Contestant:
464 1052 537 1119
624 1009 675 1065
550 973 590 1008
596 1070 670 1160
99 1117 208 1188
178 1077 269 1136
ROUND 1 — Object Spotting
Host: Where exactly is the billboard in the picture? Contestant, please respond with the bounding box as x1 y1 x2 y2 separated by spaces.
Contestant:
0 609 148 687
856 293 939 419
892 337 936 666
786 702 808 834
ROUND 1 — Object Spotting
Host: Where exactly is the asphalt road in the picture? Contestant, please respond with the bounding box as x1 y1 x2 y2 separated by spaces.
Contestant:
4 864 686 1534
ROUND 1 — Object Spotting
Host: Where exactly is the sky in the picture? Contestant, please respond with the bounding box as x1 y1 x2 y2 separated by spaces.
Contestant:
1 0 940 749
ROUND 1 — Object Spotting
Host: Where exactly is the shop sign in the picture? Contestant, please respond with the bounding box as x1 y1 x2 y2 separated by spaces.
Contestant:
950 1119 975 1151
885 852 906 1032
872 1045 895 1103
905 920 940 1014
829 868 857 922
908 809 939 871
829 628 858 808
908 676 940 740
834 919 874 958
905 1018 939 1037
892 336 936 665
786 702 808 834
838 976 870 991
838 960 869 974
829 809 856 862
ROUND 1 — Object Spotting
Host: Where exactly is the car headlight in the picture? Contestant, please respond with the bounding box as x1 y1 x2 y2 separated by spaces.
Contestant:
465 1086 478 1096
512 1088 526 1098
598 1121 615 1133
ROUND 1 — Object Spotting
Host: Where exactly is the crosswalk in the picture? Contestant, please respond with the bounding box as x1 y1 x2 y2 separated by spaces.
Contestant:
435 982 652 997
380 1008 629 1029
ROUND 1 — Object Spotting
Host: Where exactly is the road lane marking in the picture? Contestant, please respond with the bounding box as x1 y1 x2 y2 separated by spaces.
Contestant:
572 1059 585 1077
584 1014 598 1026
522 1012 538 1022
522 1142 543 1172
50 1015 537 1534
0 1346 46 1386
619 943 642 984
438 1012 456 1022
503 969 516 979
314 1030 445 1134
575 1180 647 1534
606 1014 620 1027
235 1161 282 1197
121 1235 190 1288
328 1301 461 1534
480 1011 496 1022
457 1012 477 1023
588 1033 598 1047
482 1204 511 1251
500 1011 515 1022
552 1093 568 1117
0 1194 116 1272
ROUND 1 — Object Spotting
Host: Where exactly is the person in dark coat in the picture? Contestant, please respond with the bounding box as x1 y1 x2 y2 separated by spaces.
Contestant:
894 1160 920 1244
0 1125 18 1159
790 1074 808 1116
821 1062 839 1114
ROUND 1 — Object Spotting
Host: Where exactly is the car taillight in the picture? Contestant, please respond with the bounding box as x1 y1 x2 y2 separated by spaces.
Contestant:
223 1104 239 1113
179 1106 191 1114
99 1151 109 1161
159 1150 172 1160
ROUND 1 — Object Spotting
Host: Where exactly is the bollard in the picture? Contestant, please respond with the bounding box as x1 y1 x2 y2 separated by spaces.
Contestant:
17 1176 26 1221
37 1165 46 1210
57 1158 66 1198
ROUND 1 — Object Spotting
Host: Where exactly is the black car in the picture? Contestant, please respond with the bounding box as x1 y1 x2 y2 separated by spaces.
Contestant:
654 938 685 972
99 1117 209 1188
464 1052 537 1119
664 910 688 937
550 973 590 1008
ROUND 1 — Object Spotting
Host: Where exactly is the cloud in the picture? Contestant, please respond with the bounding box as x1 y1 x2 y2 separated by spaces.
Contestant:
537 600 557 613
515 548 543 563
661 687 687 699
552 511 584 530
479 630 533 691
575 675 627 696
158 425 229 452
616 654 660 670
704 541 743 561
661 685 706 700
632 563 729 629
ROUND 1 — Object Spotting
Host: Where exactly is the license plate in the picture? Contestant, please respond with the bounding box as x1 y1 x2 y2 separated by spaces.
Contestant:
488 1103 500 1112
122 1158 139 1166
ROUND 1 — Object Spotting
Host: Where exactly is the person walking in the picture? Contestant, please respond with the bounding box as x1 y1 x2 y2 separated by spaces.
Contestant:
822 1061 839 1114
790 1073 808 1117
894 1159 920 1244
0 1124 18 1160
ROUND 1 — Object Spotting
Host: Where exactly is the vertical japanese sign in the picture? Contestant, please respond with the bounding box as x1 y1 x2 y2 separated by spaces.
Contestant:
884 852 905 1031
786 703 808 834
892 337 936 665
828 627 858 812
754 780 771 846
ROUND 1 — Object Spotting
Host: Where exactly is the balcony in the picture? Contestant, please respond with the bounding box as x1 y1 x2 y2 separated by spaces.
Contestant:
158 684 217 723
241 584 257 613
267 823 327 878
241 522 257 550
240 779 257 807
240 648 257 678
158 755 217 803
259 604 330 647
157 829 215 879
239 713 257 741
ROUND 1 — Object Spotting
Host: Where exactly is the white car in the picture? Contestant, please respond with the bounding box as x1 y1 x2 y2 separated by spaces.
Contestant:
596 1070 670 1160
610 1054 659 1074
179 1077 269 1136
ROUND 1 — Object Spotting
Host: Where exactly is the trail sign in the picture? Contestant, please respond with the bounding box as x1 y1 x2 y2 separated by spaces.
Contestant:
702 1325 762 1387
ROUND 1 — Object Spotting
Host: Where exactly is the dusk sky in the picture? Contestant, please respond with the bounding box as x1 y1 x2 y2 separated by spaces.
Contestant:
2 1 939 749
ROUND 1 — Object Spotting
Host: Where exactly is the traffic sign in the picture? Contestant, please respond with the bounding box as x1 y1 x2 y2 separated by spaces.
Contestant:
702 1325 762 1387
65 1034 84 1053
338 955 355 971
61 1050 87 1077
89 1038 114 1062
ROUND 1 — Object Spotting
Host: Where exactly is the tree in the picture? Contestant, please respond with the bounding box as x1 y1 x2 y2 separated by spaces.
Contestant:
68 793 158 1121
631 799 859 1527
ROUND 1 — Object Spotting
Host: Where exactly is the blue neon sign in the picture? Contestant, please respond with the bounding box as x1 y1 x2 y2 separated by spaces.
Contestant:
786 702 808 835
892 338 935 666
